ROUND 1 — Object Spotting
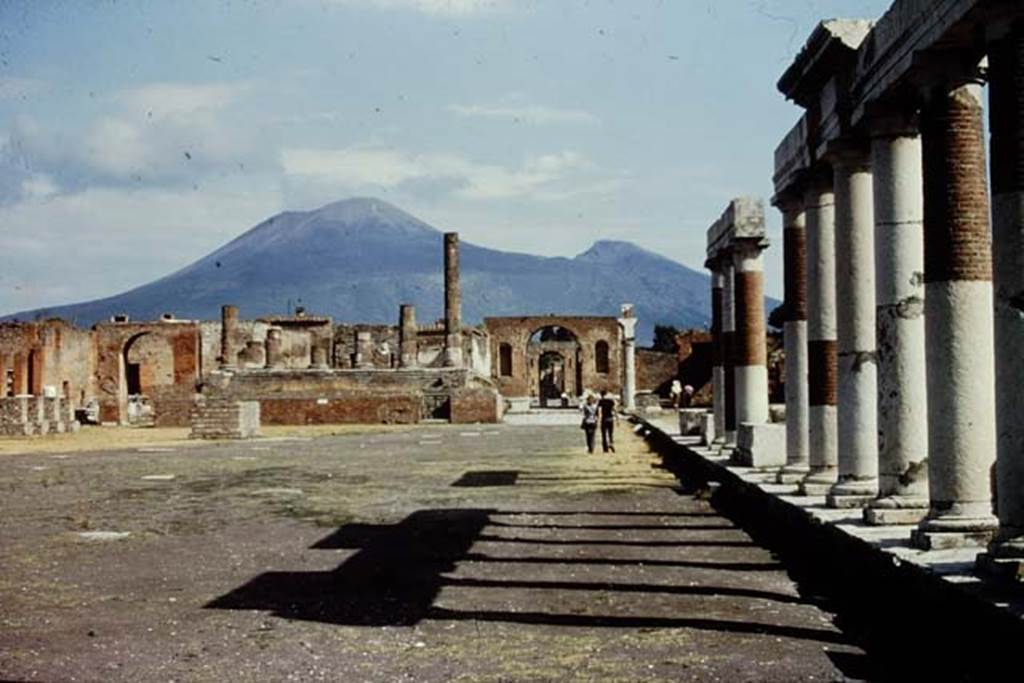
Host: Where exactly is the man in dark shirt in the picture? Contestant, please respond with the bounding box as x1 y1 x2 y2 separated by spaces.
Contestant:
598 390 617 453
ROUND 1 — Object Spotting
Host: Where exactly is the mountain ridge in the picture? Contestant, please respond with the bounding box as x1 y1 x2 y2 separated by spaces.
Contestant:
2 197 769 343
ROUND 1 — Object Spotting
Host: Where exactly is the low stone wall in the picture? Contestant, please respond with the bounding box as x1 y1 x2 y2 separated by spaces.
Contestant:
258 394 421 425
190 399 260 439
0 396 78 436
450 387 503 424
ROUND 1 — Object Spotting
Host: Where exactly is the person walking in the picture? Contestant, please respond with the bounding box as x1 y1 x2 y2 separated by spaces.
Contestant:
580 394 599 454
598 390 617 453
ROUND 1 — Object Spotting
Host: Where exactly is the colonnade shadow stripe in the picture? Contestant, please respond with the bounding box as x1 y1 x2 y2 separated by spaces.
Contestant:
206 506 845 646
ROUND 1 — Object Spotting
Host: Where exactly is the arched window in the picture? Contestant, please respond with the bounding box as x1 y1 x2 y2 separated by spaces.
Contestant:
595 340 610 374
499 343 513 376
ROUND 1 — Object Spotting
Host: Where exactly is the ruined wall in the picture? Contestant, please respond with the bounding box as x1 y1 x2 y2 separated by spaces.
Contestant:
484 316 623 398
204 367 498 425
0 321 94 406
636 349 679 397
334 325 400 369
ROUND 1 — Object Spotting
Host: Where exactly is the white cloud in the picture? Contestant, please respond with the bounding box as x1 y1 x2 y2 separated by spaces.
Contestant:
326 0 512 15
280 145 609 201
117 82 249 122
0 77 48 101
20 173 58 200
449 103 598 125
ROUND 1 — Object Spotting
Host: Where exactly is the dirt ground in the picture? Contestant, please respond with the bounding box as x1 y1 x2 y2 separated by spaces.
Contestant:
0 422 872 682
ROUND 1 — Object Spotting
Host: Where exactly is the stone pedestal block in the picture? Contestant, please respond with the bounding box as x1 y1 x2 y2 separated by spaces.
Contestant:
732 422 786 468
190 399 261 440
678 408 705 436
700 411 716 446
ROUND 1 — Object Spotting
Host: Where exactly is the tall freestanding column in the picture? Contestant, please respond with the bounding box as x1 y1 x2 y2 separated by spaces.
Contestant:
721 258 737 445
802 177 839 494
980 20 1024 571
443 232 464 368
618 304 637 411
710 265 726 443
220 305 239 370
828 150 879 507
866 125 929 525
398 304 419 369
732 240 770 426
779 196 810 482
912 80 998 550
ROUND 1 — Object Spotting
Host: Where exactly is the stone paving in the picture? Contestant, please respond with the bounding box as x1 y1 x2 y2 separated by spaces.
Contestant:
0 423 871 682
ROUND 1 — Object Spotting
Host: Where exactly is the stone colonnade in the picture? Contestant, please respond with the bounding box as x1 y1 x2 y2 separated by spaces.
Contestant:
755 7 1024 565
704 198 771 454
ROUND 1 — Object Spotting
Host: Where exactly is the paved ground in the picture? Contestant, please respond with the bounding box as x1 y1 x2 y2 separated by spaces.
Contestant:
0 422 872 682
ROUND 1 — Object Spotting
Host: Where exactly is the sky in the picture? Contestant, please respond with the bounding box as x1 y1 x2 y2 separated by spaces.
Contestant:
0 0 894 315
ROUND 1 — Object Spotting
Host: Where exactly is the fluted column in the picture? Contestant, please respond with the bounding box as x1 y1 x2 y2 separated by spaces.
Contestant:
710 266 726 443
732 240 769 426
866 125 929 525
802 177 838 494
912 81 998 550
778 196 810 482
980 19 1024 571
828 150 879 507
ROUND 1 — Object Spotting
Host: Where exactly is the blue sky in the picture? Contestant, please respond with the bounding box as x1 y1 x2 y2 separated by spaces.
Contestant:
0 0 893 314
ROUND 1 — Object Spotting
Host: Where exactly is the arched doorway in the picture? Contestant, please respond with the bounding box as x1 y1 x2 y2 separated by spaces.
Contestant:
528 326 582 407
120 332 175 426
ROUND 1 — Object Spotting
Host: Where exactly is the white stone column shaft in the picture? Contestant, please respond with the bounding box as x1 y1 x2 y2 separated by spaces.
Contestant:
732 242 769 426
867 131 929 524
721 258 737 444
829 153 879 506
804 180 838 490
711 268 726 442
780 200 810 480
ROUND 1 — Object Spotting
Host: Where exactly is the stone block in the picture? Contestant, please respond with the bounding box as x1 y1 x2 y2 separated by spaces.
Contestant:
677 408 706 436
699 412 716 446
863 506 929 526
732 422 786 468
505 397 532 414
911 528 996 551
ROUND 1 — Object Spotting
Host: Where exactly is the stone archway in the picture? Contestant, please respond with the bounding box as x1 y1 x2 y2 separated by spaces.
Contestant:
528 325 582 406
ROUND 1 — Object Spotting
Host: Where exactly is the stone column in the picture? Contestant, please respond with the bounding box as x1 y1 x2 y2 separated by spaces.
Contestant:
710 266 726 443
311 341 329 369
802 178 838 494
619 304 637 411
912 81 998 550
980 20 1024 571
399 304 419 369
443 232 464 368
721 257 737 445
355 331 374 369
220 305 239 370
779 196 810 482
828 150 879 507
866 126 929 525
265 328 284 369
732 240 769 426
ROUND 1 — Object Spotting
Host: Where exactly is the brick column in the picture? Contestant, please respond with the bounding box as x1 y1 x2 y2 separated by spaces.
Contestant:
710 264 726 443
980 20 1024 571
802 178 838 494
443 232 464 368
399 304 418 369
778 196 810 482
828 150 879 507
732 240 769 426
912 81 998 550
721 257 737 445
866 125 929 525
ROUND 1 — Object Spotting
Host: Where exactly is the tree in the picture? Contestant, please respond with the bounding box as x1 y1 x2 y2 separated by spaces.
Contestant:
652 324 680 354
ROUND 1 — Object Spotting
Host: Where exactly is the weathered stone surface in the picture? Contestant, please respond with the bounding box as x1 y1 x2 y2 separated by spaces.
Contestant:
733 422 786 469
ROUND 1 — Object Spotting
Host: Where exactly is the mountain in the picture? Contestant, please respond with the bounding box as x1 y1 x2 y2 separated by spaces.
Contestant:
2 197 772 343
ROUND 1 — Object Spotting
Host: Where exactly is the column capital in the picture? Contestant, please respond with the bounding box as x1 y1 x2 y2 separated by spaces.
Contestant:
825 139 872 171
868 110 920 140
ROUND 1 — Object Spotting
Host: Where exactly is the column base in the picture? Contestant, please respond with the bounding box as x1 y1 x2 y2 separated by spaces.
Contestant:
976 538 1024 582
777 466 810 484
826 478 879 509
797 468 836 496
863 495 930 526
911 514 999 550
